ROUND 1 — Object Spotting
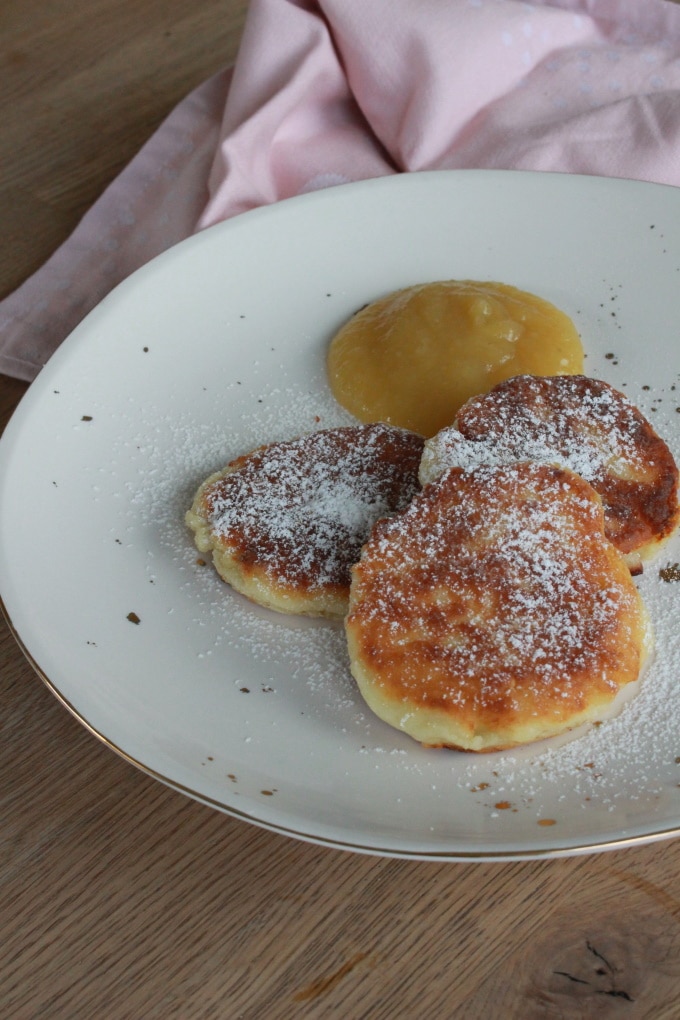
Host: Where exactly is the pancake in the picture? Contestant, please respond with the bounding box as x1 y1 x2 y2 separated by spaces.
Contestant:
419 374 680 573
185 423 424 617
346 461 651 752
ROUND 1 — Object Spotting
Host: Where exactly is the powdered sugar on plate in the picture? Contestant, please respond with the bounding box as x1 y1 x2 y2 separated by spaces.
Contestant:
101 367 680 835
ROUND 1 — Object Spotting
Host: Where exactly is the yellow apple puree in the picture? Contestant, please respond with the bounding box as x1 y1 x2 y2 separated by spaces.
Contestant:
327 280 584 437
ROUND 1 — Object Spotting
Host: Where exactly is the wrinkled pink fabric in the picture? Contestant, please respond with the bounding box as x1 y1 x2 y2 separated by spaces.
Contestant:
3 0 680 380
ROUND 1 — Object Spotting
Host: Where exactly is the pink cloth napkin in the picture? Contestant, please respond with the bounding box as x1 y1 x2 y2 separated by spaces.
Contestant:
3 0 680 381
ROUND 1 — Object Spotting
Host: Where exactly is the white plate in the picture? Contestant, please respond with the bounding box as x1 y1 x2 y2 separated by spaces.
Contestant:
2 170 680 861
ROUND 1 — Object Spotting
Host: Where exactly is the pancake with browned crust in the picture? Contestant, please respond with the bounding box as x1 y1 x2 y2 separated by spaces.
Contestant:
186 423 424 617
419 374 679 574
346 462 651 752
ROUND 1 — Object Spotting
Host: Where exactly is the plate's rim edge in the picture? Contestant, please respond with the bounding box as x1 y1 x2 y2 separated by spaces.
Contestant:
3 593 679 863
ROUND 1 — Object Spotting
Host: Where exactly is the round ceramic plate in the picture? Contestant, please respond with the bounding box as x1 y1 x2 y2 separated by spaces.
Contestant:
1 170 680 861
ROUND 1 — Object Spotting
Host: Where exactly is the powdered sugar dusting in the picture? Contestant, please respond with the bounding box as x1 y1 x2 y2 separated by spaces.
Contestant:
421 375 650 484
102 370 680 846
200 423 423 591
348 462 644 739
420 373 680 571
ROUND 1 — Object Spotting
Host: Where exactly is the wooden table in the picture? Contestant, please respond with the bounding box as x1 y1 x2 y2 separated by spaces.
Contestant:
3 2 680 1016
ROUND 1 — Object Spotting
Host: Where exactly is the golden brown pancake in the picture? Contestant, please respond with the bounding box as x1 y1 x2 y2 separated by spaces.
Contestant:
419 374 679 573
186 423 424 617
346 462 651 752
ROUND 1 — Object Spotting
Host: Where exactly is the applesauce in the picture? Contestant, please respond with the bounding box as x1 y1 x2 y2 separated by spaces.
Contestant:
327 280 584 437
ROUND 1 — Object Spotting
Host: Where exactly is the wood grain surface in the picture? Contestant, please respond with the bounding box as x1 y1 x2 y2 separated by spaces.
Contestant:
3 2 680 1018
